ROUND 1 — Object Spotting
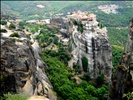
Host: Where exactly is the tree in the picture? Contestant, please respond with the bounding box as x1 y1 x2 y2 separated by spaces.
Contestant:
81 56 88 72
9 23 16 30
19 21 26 27
0 20 7 25
77 21 83 33
53 36 58 44
72 19 78 25
9 32 19 37
95 74 104 87
0 29 7 33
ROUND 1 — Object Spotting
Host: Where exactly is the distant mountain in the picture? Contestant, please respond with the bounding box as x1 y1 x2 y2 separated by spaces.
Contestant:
1 1 133 27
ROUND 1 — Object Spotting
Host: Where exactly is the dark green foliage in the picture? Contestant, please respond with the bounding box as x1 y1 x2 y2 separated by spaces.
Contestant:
40 52 109 100
3 93 28 100
68 43 73 52
77 21 83 33
108 27 128 46
73 63 81 74
0 29 7 33
9 32 19 37
72 19 83 33
36 33 53 47
19 21 26 28
9 23 16 30
0 20 7 25
26 34 31 40
85 85 97 96
112 45 124 70
40 29 46 34
24 23 41 33
95 74 104 87
81 56 88 72
96 85 109 100
81 72 91 81
53 36 58 45
0 76 5 98
32 24 59 47
43 48 71 64
10 38 16 42
72 19 78 25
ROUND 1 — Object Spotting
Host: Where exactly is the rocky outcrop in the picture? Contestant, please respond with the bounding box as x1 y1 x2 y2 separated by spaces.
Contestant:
0 30 56 99
68 17 112 82
108 18 133 100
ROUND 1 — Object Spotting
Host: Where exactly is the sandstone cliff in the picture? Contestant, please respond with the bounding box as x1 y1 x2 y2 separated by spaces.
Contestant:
108 18 133 100
0 27 56 99
68 17 113 82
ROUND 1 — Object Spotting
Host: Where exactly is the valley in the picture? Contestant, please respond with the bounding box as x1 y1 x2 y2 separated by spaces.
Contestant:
0 1 133 100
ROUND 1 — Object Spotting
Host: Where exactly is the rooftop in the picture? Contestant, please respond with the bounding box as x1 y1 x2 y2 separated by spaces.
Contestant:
68 10 96 21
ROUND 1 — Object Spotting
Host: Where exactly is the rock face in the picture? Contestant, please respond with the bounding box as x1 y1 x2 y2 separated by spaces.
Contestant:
0 31 56 99
68 17 112 82
108 18 133 100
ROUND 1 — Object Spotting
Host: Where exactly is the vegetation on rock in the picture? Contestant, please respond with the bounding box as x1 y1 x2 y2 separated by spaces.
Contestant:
9 23 16 30
9 32 19 37
0 29 7 33
0 20 7 25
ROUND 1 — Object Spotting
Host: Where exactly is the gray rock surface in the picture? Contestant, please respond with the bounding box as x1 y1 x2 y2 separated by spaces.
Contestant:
1 31 56 99
68 19 113 82
108 18 133 100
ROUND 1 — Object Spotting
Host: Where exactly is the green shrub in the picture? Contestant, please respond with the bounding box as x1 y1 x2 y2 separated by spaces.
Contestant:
0 20 7 25
9 23 16 30
40 50 109 100
72 19 78 25
53 36 58 45
85 85 97 96
9 33 19 37
81 72 91 81
0 29 7 33
73 63 81 73
81 56 88 72
26 34 31 40
95 74 104 87
123 92 133 100
4 93 28 100
77 21 83 33
112 45 124 69
19 22 26 27
10 38 16 42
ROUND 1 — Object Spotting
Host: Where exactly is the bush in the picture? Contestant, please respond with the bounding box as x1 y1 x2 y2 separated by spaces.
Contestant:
95 74 104 87
9 23 16 30
81 72 91 81
73 63 81 73
26 34 31 40
0 29 7 33
4 93 28 100
19 22 26 27
10 38 16 42
9 33 19 37
0 20 7 25
72 19 78 25
81 56 88 72
53 36 58 45
85 85 97 96
40 50 109 100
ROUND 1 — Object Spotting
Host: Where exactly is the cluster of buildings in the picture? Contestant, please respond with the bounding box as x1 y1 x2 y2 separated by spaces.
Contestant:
68 10 96 21
98 4 119 14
